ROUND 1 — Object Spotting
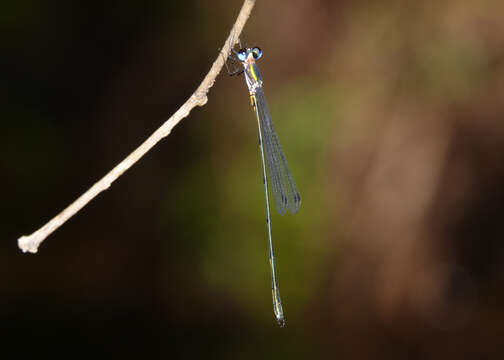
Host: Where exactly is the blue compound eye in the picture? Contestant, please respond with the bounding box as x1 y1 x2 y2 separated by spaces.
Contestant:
237 49 247 62
252 47 263 60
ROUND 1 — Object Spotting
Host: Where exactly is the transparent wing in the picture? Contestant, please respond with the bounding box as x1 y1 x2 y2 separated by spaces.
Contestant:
255 88 301 215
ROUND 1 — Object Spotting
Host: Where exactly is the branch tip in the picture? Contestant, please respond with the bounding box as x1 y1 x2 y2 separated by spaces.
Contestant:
18 235 39 254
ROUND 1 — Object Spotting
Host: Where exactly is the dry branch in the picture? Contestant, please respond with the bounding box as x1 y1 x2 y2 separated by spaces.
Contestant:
18 0 256 253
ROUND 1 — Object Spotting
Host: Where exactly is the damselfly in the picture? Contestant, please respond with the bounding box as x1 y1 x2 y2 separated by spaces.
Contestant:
226 41 301 326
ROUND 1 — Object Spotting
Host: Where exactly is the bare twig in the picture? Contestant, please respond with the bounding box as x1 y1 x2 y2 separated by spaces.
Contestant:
18 0 256 254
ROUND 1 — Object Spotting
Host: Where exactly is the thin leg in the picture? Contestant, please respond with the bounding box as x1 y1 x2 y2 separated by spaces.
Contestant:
240 33 247 49
221 31 244 76
221 47 243 76
225 55 243 76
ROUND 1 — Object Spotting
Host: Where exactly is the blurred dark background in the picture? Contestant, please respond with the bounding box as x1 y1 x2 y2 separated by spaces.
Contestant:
3 0 504 358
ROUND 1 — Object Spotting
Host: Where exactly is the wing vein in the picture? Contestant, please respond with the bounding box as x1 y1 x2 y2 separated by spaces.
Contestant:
255 89 301 215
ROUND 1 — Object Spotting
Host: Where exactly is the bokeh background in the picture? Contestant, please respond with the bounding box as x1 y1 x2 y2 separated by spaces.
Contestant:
3 0 504 358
